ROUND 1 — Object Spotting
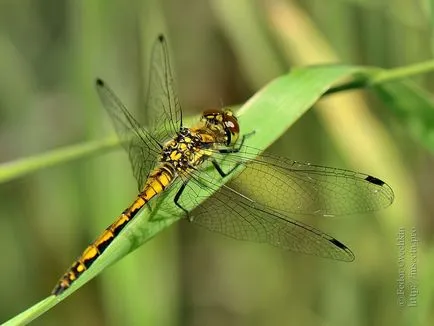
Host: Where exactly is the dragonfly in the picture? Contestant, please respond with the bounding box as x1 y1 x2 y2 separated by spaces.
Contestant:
52 34 394 296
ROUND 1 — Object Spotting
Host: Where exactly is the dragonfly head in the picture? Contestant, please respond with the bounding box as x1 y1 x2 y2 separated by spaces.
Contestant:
201 109 240 146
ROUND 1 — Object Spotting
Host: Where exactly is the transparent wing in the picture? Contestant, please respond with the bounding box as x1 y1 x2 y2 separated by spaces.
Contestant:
95 79 162 190
179 167 355 261
95 35 182 190
208 145 394 216
144 34 182 140
173 145 393 260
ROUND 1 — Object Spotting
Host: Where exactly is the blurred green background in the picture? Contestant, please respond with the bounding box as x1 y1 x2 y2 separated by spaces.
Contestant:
0 0 433 325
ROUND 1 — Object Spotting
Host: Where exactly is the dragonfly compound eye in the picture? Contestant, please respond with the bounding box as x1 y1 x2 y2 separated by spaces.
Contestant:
201 109 240 146
222 110 239 146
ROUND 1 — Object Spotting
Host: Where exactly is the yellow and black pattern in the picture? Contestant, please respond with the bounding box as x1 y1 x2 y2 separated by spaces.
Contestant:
52 166 176 295
52 118 231 295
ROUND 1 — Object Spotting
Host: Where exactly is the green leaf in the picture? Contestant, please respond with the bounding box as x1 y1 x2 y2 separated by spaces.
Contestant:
372 80 434 152
3 64 368 325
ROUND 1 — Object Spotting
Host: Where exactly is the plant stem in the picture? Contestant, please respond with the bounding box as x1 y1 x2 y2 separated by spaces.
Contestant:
373 60 434 83
325 59 434 96
0 136 119 183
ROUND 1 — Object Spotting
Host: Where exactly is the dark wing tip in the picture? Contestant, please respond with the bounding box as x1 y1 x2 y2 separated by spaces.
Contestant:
329 238 355 262
365 175 395 205
96 78 104 87
157 34 165 42
365 175 385 186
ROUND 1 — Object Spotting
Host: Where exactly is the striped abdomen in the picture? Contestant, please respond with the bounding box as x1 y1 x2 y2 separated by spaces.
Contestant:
52 165 175 295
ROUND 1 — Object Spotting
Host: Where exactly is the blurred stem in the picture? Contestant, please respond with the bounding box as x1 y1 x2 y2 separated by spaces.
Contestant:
0 136 119 183
325 59 434 96
373 60 434 83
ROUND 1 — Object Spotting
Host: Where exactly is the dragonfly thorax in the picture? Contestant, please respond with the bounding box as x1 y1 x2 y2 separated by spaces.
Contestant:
160 128 206 172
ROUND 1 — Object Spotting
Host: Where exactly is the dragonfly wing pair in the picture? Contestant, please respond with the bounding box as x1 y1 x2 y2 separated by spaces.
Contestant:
95 35 181 190
175 148 394 261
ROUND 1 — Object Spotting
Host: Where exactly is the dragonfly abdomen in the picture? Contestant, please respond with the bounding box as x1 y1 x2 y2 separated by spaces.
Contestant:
52 166 176 296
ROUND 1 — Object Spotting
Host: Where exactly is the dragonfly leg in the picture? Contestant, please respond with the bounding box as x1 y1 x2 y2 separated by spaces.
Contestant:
174 181 191 219
211 159 242 178
218 131 255 154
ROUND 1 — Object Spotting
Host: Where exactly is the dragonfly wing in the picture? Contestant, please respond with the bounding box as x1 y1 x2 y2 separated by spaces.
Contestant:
96 79 161 190
181 168 354 261
95 35 182 190
210 146 394 216
144 34 183 139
